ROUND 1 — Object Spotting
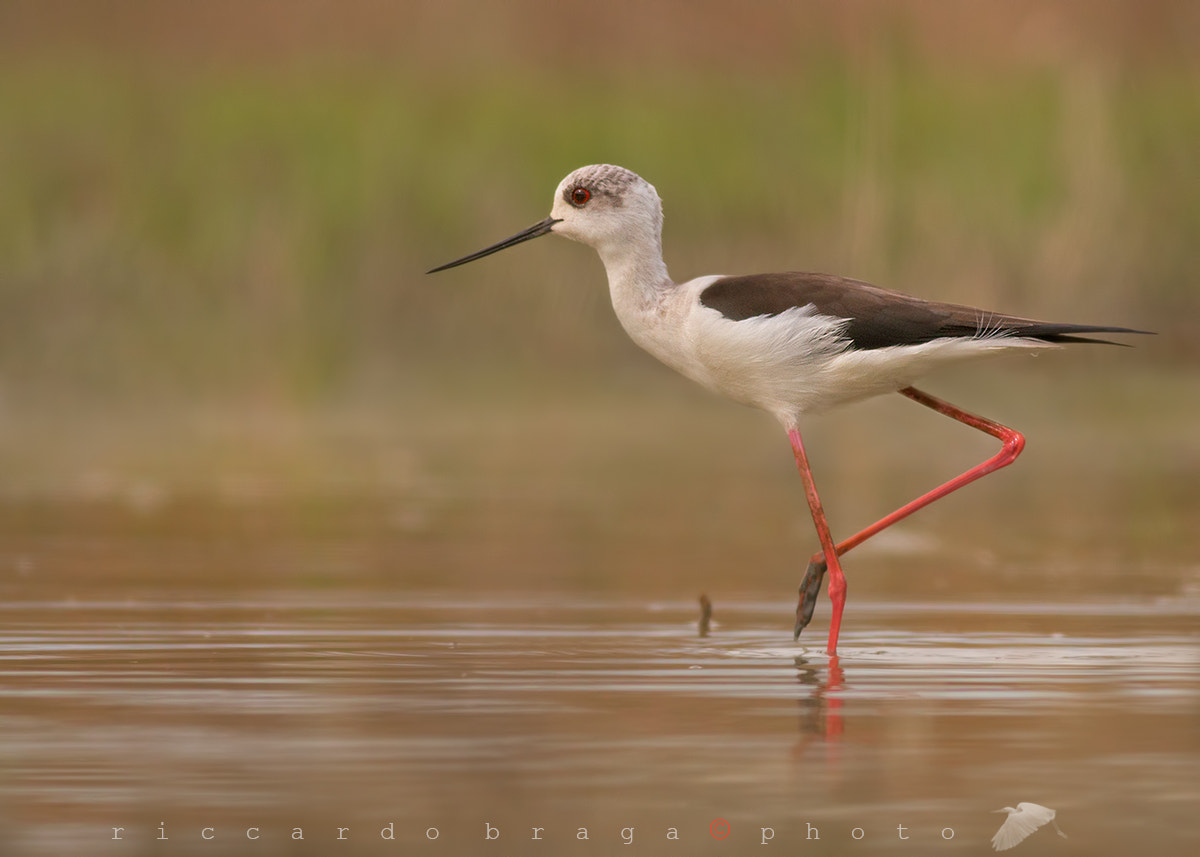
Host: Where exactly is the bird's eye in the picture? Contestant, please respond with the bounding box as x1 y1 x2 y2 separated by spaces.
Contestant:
570 186 591 206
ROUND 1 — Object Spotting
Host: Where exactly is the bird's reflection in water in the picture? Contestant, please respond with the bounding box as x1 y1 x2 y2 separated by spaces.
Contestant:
793 654 845 747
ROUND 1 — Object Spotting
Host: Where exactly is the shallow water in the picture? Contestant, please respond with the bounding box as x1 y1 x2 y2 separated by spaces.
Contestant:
2 592 1197 856
1 368 1198 855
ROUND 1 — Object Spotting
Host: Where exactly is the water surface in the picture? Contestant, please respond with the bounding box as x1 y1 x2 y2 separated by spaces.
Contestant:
2 591 1197 856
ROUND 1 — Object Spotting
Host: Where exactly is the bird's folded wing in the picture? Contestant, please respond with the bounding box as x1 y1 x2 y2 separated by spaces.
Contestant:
700 271 1149 349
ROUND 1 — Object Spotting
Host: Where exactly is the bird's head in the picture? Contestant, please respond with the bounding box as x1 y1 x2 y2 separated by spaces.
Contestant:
548 165 663 252
427 164 663 274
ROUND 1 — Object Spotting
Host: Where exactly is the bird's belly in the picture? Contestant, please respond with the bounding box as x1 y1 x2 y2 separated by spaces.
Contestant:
686 308 854 418
617 297 1043 426
622 305 848 418
684 310 1045 422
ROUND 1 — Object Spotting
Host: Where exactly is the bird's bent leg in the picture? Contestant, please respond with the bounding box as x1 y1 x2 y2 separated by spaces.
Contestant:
794 386 1025 631
788 427 846 655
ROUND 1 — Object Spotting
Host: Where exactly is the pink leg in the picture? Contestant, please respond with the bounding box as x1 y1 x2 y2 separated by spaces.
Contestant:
792 386 1026 650
788 426 846 655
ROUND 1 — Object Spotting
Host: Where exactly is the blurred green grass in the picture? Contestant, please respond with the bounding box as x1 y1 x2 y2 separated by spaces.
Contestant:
0 55 1194 412
0 12 1197 599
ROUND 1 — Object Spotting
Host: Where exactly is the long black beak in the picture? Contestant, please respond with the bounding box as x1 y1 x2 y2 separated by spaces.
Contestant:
427 216 561 274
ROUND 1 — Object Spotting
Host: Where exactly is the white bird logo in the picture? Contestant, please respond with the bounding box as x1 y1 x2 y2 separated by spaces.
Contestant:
991 802 1067 851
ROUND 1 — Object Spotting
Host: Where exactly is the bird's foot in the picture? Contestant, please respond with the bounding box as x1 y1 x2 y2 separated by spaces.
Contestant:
793 556 828 639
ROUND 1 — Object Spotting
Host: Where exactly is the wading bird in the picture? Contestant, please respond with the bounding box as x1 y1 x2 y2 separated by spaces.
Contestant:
429 164 1148 655
992 802 1067 851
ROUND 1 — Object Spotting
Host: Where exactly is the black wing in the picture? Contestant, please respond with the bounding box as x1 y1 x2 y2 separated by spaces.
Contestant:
699 272 1150 350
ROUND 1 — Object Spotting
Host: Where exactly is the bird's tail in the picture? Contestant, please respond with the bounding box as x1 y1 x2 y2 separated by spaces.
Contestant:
993 322 1154 346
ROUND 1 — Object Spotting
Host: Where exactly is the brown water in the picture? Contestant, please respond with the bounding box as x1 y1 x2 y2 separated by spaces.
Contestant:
1 366 1198 856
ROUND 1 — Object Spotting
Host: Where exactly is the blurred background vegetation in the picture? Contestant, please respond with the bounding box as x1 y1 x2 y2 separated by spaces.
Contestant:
0 1 1196 555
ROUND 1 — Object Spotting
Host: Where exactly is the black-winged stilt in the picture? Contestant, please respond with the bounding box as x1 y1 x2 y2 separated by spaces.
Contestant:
429 164 1149 656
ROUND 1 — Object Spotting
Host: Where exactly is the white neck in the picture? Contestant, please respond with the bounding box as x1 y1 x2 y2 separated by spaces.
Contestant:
597 236 674 315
